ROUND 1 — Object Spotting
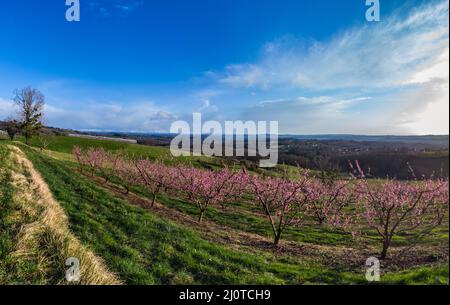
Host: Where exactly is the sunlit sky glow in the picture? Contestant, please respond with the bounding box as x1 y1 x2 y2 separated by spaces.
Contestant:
0 0 448 135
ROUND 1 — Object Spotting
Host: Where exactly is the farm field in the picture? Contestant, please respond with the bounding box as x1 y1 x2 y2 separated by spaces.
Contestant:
16 135 203 164
0 138 448 285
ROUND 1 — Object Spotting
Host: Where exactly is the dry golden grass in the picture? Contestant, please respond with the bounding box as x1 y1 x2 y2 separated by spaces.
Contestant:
7 145 121 285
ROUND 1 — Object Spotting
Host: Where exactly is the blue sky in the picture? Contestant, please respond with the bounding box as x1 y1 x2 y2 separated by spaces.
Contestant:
0 0 448 134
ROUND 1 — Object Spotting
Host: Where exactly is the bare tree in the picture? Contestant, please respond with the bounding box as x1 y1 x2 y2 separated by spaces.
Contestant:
13 86 45 145
4 118 20 141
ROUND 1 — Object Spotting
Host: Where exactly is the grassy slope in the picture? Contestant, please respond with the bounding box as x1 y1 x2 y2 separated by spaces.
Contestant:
0 144 120 284
19 135 216 168
0 144 46 284
0 145 18 282
19 135 293 175
23 135 170 157
2 139 448 284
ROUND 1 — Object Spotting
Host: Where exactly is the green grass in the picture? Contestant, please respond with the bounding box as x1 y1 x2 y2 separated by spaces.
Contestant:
18 135 168 156
155 192 354 246
0 144 15 283
381 264 449 285
17 135 216 168
0 145 49 284
17 135 301 176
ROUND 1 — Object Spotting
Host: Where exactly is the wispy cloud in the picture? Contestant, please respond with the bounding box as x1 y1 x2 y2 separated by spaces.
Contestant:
208 0 449 134
211 1 448 91
89 0 144 18
198 99 219 113
244 96 377 134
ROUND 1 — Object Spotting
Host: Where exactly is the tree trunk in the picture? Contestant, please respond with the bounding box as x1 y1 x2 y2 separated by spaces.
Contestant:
274 232 281 246
198 210 206 223
151 193 157 207
380 240 390 259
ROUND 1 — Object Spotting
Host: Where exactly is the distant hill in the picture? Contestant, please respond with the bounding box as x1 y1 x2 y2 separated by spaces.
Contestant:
67 131 450 148
0 120 82 136
279 134 449 147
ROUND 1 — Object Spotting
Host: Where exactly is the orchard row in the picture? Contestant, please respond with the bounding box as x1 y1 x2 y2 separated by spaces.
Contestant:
73 146 449 259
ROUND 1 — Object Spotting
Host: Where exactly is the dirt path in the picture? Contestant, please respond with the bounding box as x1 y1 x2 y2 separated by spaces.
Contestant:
8 145 122 285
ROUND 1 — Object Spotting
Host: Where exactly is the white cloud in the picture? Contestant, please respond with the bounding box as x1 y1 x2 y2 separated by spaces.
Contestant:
44 101 177 132
213 1 448 91
0 98 16 120
405 48 449 85
213 1 449 135
390 79 449 135
244 96 376 134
